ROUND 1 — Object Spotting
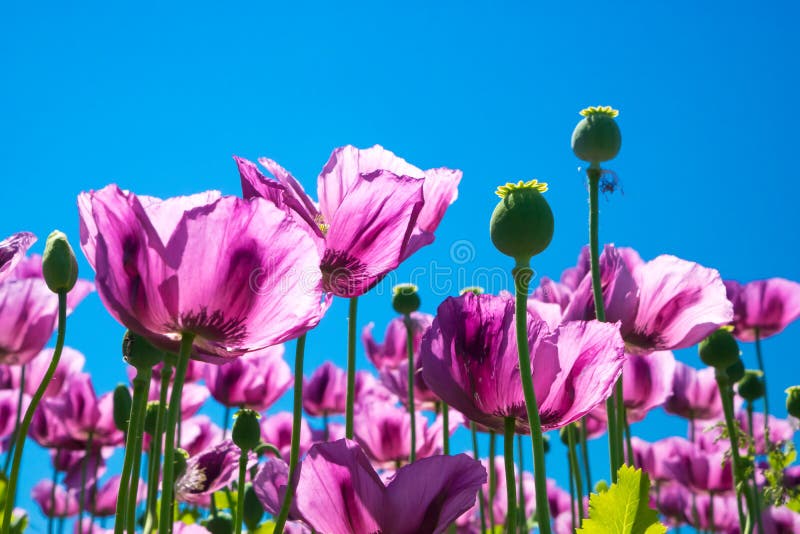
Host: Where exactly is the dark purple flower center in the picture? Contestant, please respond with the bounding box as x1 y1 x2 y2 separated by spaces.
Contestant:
320 250 369 295
174 307 247 345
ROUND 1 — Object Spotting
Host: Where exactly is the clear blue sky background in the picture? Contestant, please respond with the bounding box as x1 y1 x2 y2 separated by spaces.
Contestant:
2 1 799 531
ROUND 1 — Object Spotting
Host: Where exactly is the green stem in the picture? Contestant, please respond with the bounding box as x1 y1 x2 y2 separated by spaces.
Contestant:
488 431 497 532
404 314 417 463
115 369 150 534
2 291 67 532
48 457 57 534
513 262 551 534
567 425 584 524
144 364 172 534
716 372 748 534
471 423 487 534
127 371 151 534
503 418 517 533
273 334 307 534
78 432 94 533
579 420 593 496
345 297 358 439
624 415 634 468
517 434 525 533
754 329 771 453
442 402 450 456
2 364 25 476
616 381 626 467
567 449 576 529
234 450 247 534
747 403 764 534
158 333 194 534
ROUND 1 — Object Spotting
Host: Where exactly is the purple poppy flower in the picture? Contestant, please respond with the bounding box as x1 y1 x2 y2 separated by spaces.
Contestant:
261 411 312 462
664 362 724 421
73 519 113 534
78 185 328 363
631 436 695 484
177 415 223 457
362 313 433 371
204 344 291 411
621 351 676 422
175 440 255 506
700 410 795 456
762 506 800 533
86 475 146 516
254 439 486 534
32 480 80 518
689 493 739 532
302 363 384 416
237 145 461 297
656 482 691 527
148 380 209 420
0 390 24 442
667 443 734 493
725 278 800 341
0 256 93 365
531 277 573 312
379 358 440 409
0 232 35 284
0 346 85 399
421 293 625 433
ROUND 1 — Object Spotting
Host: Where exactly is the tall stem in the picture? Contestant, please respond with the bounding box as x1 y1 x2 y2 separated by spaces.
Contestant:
567 425 584 524
513 262 551 534
404 315 417 463
503 418 517 532
234 450 248 534
442 402 450 455
77 433 94 533
48 458 58 534
158 333 194 534
624 416 635 468
144 364 172 534
2 291 67 531
716 372 748 533
517 434 525 533
471 423 487 534
579 420 593 496
273 334 307 534
127 371 151 534
3 364 25 475
747 402 764 534
345 297 358 439
488 431 497 532
754 329 771 452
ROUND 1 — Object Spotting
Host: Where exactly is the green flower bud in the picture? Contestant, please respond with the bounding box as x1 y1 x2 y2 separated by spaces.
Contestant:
243 484 265 531
725 359 746 383
571 106 622 165
113 384 132 433
737 370 765 402
490 180 554 263
559 425 576 446
122 330 164 370
174 447 189 480
41 230 78 293
459 286 485 296
232 409 261 452
786 386 800 419
203 513 234 534
542 434 550 454
391 284 420 315
143 401 162 435
594 480 609 493
698 327 740 370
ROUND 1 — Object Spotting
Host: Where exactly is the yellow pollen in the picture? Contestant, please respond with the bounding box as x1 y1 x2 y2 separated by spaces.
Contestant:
495 179 548 198
314 214 329 235
579 105 619 118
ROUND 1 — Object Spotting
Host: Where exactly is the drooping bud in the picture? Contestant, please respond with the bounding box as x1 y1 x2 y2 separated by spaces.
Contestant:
122 330 164 370
243 484 265 531
786 386 800 419
699 327 740 370
737 370 765 402
490 180 554 263
571 106 622 165
725 359 746 383
392 284 421 315
113 384 133 433
41 230 78 293
232 409 261 452
143 401 162 435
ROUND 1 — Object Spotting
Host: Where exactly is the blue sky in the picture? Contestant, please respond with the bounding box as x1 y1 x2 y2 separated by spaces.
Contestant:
2 1 799 530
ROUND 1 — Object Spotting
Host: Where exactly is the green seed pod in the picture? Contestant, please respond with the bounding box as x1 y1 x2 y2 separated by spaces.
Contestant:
459 286 485 296
786 386 800 419
203 513 234 534
737 370 765 402
174 447 189 480
232 409 261 452
122 330 164 370
143 401 162 435
571 106 622 165
391 284 421 315
490 180 554 263
725 359 746 383
243 484 265 531
698 328 741 370
41 230 78 293
113 384 132 432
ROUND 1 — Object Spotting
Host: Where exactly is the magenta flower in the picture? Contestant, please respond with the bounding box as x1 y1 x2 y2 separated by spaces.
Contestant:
148 380 209 420
631 437 695 484
204 344 291 411
175 440 254 505
531 276 573 312
0 390 24 443
689 493 739 532
0 232 35 283
621 351 676 422
421 293 624 433
78 185 327 363
86 475 146 516
254 439 486 534
261 411 312 462
32 480 80 518
725 278 800 341
762 507 800 533
363 312 433 370
236 145 461 297
302 362 388 417
178 415 223 457
379 358 440 409
664 443 734 493
0 346 85 399
664 362 724 421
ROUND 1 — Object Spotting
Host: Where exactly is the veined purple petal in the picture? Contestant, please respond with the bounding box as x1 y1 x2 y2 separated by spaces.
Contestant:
0 232 35 284
204 344 291 410
363 312 433 371
621 351 676 422
664 362 723 421
725 278 800 341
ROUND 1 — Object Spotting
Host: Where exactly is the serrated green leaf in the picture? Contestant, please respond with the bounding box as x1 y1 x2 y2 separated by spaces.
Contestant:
576 465 667 534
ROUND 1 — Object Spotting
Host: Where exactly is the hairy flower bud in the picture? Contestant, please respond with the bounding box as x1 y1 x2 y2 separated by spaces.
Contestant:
41 230 78 293
490 180 554 263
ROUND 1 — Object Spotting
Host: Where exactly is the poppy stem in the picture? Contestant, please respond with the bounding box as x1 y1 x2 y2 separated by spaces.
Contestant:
404 314 417 462
2 364 25 476
567 425 584 524
715 371 748 533
78 432 94 533
746 402 764 534
513 262 551 534
471 423 488 534
144 364 172 534
503 417 517 532
274 333 307 534
488 431 497 531
158 332 195 534
517 434 525 533
48 456 57 534
442 402 450 455
2 291 67 533
623 415 635 468
234 449 248 534
579 419 593 497
754 328 771 452
127 371 151 534
345 297 359 439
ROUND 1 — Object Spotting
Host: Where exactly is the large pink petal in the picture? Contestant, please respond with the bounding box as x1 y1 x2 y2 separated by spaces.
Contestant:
0 278 60 365
0 232 36 284
726 278 800 341
417 168 461 233
622 351 676 422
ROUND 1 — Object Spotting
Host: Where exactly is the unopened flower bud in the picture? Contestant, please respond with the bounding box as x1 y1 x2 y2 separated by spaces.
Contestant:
392 284 420 315
113 384 132 433
786 386 800 419
738 370 765 402
490 180 554 263
41 230 78 293
203 512 234 534
232 409 261 452
571 106 622 165
725 359 745 383
243 484 265 531
699 328 740 370
122 330 164 370
143 401 162 435
173 448 189 480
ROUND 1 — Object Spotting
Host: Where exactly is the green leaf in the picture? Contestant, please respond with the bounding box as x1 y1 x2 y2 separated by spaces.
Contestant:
252 522 276 534
576 465 667 534
213 490 238 510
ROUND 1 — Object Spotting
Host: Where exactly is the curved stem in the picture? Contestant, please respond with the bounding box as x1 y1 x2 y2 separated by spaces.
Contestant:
567 425 584 524
754 329 771 453
2 291 67 532
442 402 450 455
345 297 358 439
488 431 497 532
716 372 748 533
158 333 194 534
78 432 94 533
48 457 58 534
234 450 248 534
513 262 551 534
115 369 150 533
273 334 307 534
503 418 517 532
471 423 487 534
579 420 593 496
144 364 172 534
127 370 151 534
3 364 25 475
404 314 417 463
